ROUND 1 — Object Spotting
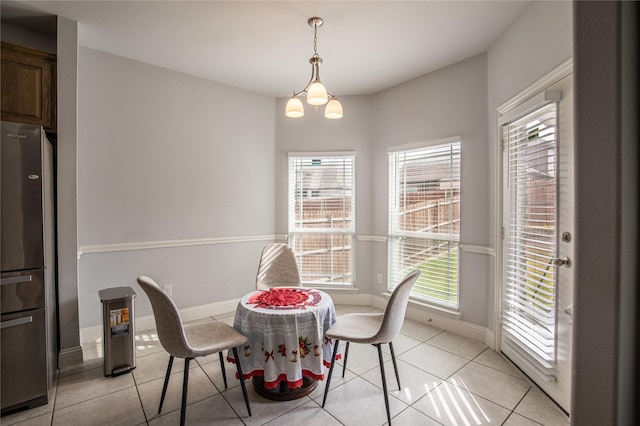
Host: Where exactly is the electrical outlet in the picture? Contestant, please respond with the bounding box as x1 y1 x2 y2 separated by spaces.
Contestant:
163 284 172 296
377 273 383 284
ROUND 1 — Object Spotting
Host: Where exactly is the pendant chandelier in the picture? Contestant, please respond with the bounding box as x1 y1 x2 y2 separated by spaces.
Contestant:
285 17 343 119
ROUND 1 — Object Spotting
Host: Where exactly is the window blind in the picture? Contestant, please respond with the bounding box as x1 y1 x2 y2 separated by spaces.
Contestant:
288 154 355 285
502 102 558 368
388 142 461 307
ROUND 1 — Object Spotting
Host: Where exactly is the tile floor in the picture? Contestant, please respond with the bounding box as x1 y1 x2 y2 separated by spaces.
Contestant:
2 305 569 425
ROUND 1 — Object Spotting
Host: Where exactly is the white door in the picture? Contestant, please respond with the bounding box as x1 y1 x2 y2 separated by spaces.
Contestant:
499 74 573 413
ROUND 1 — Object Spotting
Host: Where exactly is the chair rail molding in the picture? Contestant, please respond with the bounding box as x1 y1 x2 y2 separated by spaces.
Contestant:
78 234 288 256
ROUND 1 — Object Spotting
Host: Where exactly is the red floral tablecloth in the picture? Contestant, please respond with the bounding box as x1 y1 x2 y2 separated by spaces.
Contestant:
227 287 340 389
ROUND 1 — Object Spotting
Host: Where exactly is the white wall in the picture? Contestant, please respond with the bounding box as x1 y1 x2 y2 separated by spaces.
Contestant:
77 48 276 328
486 0 572 328
372 53 490 326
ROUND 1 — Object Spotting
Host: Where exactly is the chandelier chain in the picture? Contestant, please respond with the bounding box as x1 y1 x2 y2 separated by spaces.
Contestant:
313 22 318 56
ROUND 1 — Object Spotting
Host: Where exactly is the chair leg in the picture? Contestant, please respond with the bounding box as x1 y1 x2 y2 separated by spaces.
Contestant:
219 351 228 389
158 355 174 414
232 347 251 416
180 358 191 426
377 344 392 425
342 341 350 378
389 341 401 390
322 339 340 408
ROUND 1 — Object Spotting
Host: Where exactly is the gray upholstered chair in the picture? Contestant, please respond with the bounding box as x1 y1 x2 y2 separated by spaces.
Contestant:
136 276 251 426
255 243 302 290
321 269 421 425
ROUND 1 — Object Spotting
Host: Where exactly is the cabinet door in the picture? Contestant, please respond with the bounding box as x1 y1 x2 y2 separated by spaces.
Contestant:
1 42 56 131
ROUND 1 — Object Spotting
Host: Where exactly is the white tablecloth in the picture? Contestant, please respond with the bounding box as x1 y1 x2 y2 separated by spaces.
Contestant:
227 287 339 389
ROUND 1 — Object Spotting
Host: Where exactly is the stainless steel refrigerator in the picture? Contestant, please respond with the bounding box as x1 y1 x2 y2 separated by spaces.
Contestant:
1 121 57 414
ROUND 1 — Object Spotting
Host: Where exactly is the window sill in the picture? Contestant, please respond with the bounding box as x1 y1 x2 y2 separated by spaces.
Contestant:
382 293 462 319
306 284 360 294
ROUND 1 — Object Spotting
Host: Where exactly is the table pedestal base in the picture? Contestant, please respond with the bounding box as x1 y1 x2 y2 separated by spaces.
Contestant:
252 376 318 401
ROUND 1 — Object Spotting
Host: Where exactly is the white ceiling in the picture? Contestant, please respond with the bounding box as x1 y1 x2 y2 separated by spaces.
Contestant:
3 1 529 97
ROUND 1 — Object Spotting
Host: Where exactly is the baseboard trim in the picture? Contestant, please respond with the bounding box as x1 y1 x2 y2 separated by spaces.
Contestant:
58 346 84 368
369 294 494 348
80 298 241 349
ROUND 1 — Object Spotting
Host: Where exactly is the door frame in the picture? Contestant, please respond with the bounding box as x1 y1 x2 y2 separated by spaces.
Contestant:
493 59 574 398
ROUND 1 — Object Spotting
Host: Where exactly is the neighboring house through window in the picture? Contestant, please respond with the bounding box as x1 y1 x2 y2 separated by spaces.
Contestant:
388 140 461 308
288 152 355 285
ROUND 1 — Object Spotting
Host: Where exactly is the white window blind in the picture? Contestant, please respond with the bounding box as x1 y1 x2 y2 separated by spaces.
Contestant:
288 153 355 285
388 142 461 307
502 102 558 368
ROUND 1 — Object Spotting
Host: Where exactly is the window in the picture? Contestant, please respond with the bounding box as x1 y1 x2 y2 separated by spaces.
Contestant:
288 153 355 285
501 102 559 367
388 141 461 307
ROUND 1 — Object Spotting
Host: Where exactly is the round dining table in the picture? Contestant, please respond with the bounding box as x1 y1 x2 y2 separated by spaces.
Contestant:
227 286 340 400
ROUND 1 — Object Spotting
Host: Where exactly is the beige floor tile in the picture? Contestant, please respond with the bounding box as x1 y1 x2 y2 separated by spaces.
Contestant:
380 333 423 357
392 406 442 425
198 354 244 392
399 342 468 379
137 365 218 420
514 386 569 425
55 366 135 410
360 358 443 405
223 384 308 426
473 348 527 379
504 412 545 425
135 329 165 357
148 394 243 426
338 342 391 376
262 400 342 426
5 412 53 426
132 350 182 385
59 357 104 378
400 318 444 341
446 361 531 410
52 386 145 426
427 331 488 359
413 381 512 425
307 359 358 400
316 376 407 426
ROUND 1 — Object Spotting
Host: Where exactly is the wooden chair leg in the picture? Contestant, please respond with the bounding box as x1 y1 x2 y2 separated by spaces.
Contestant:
377 344 392 425
180 358 191 426
158 355 174 414
232 347 251 416
219 351 228 388
322 339 340 407
342 341 350 377
389 341 401 390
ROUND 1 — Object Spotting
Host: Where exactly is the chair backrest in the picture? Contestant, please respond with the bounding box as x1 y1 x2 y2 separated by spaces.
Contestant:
255 243 301 290
136 275 192 358
376 270 421 343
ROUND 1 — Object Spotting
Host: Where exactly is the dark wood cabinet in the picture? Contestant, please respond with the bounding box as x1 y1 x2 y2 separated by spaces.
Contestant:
1 42 56 132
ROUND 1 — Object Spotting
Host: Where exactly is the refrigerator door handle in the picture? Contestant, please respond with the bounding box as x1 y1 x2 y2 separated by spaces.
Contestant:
1 316 33 329
0 275 33 286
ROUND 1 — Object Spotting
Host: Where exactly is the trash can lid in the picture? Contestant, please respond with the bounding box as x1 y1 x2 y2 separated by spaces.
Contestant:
99 286 137 302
